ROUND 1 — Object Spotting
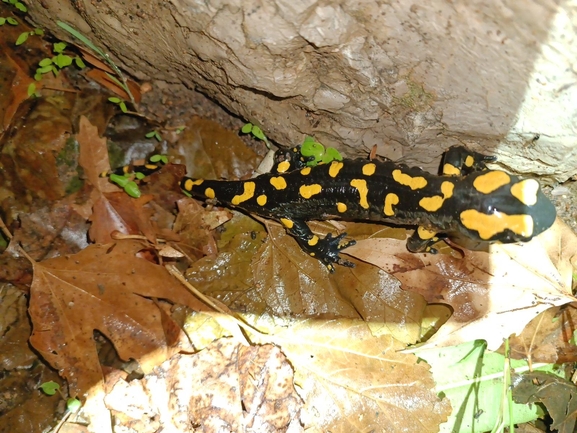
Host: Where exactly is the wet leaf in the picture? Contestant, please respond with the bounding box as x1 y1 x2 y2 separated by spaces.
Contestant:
345 219 577 350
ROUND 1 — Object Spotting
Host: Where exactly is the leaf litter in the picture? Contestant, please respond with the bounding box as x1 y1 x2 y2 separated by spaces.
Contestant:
1 19 576 431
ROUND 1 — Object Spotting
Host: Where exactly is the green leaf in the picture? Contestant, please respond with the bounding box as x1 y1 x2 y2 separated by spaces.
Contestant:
54 53 73 68
145 131 156 138
33 28 44 35
241 123 253 134
38 57 52 67
34 73 43 81
119 101 128 113
302 136 316 144
8 0 17 5
0 17 6 25
7 17 17 25
53 41 67 53
300 141 324 159
36 65 53 74
27 83 36 97
108 96 121 104
149 154 162 163
109 174 129 188
39 381 60 396
324 147 342 161
124 181 141 198
15 2 26 12
134 172 146 180
66 398 81 413
250 125 266 141
74 56 86 68
15 31 28 45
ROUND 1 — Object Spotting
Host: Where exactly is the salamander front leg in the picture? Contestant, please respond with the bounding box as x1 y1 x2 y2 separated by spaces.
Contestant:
442 146 497 176
279 217 356 272
406 226 445 254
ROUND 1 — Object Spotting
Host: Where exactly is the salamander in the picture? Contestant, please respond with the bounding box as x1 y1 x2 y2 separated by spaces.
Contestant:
176 146 556 272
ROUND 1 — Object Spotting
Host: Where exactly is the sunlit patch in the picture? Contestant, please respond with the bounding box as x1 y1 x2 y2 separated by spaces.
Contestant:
465 155 475 167
231 181 256 205
460 209 534 240
350 179 369 209
417 226 437 240
510 179 539 206
392 169 428 190
308 235 319 246
329 161 344 178
280 218 294 229
383 193 399 216
443 163 461 176
299 184 322 199
270 176 287 190
257 194 267 206
205 187 215 199
277 160 291 173
337 202 347 213
362 163 376 176
300 167 312 175
473 171 511 194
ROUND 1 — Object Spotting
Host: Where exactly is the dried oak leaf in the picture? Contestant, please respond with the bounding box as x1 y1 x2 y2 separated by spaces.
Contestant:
344 219 577 350
249 318 451 433
28 239 208 401
104 339 302 433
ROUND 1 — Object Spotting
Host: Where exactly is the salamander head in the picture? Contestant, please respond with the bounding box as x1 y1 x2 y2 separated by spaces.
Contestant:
457 171 556 243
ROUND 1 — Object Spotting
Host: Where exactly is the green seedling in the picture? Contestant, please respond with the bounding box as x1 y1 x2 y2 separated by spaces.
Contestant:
108 97 128 114
0 16 18 26
2 0 26 12
149 154 168 164
300 136 342 166
241 123 271 148
15 27 43 45
145 130 162 142
109 173 141 198
39 381 60 396
34 41 86 80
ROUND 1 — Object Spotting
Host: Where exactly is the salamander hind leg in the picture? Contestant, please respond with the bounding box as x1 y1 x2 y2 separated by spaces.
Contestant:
279 217 356 272
406 226 446 254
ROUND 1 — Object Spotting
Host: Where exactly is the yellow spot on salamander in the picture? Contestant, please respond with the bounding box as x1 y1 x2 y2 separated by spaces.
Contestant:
280 218 294 229
465 155 475 167
277 160 291 173
383 193 399 216
441 181 454 198
337 202 347 213
308 235 319 246
392 169 428 190
257 194 267 206
460 209 534 240
145 164 157 170
417 226 437 240
329 161 344 178
231 182 256 205
419 181 454 212
205 188 215 199
473 171 511 194
350 179 369 209
510 179 539 206
183 178 204 191
362 163 376 176
270 176 287 190
419 195 444 212
299 184 322 199
443 163 461 176
300 167 312 175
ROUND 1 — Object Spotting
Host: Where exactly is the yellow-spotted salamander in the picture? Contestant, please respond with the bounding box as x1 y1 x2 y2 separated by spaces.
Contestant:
175 146 556 272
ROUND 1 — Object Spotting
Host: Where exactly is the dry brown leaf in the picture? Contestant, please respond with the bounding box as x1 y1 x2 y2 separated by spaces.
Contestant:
28 239 208 403
249 318 451 432
344 219 577 350
104 339 302 433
